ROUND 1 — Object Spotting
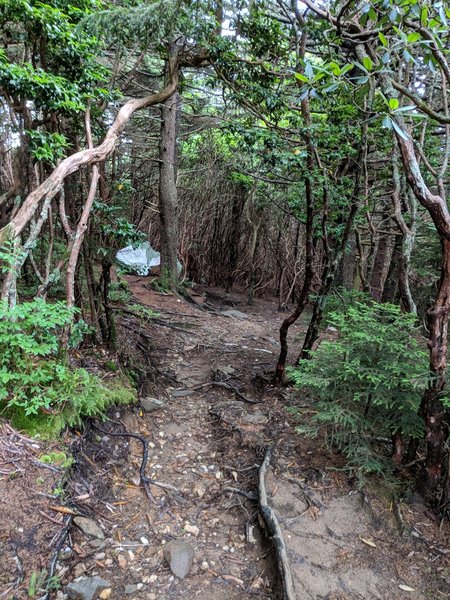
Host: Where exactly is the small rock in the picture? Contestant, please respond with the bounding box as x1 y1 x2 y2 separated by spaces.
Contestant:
242 411 267 425
66 576 110 600
94 552 106 560
163 540 195 579
213 365 236 381
140 536 149 545
99 590 112 600
117 554 127 569
124 584 138 594
73 563 87 578
193 482 206 498
221 309 247 319
148 595 157 600
172 389 194 398
140 397 165 412
184 523 199 537
73 517 104 540
58 546 73 561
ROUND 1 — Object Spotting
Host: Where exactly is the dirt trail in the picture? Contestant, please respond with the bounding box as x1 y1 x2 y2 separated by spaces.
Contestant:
57 280 449 600
63 280 291 600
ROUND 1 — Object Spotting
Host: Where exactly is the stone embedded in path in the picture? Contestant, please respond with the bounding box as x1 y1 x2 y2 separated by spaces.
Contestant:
66 576 110 600
221 309 247 319
140 397 165 412
163 539 195 579
172 389 194 398
73 516 104 540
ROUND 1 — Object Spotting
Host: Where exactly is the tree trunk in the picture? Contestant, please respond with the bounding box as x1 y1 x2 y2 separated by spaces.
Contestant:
226 187 246 292
273 16 316 383
159 86 179 289
335 231 357 290
101 260 117 351
369 228 391 301
381 234 401 303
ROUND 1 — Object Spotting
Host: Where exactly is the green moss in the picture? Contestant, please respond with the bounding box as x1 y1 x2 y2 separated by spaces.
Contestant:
9 375 136 439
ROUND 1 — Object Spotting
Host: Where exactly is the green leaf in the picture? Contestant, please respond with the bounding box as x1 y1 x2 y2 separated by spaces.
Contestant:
407 32 421 43
389 98 399 110
389 8 398 22
362 56 373 71
295 73 309 83
391 120 409 140
382 115 392 129
378 32 388 47
420 6 428 25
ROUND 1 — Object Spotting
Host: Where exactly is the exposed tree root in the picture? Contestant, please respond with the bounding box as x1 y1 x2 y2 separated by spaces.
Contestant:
258 446 296 600
40 515 73 600
194 380 261 404
92 421 185 503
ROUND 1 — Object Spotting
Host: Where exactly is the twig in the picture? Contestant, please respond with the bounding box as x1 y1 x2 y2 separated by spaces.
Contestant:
223 486 258 501
259 446 296 600
38 515 73 600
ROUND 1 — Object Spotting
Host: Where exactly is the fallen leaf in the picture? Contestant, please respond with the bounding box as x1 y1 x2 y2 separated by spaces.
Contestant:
360 537 377 548
398 584 415 592
49 505 77 515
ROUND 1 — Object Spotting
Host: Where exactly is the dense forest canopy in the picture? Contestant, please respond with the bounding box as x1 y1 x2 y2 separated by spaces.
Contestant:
0 0 449 515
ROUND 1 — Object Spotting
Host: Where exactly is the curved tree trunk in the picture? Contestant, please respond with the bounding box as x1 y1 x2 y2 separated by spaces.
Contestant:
0 54 180 304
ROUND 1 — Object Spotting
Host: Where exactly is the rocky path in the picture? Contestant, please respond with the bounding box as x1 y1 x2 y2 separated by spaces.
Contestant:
53 281 449 600
59 282 291 600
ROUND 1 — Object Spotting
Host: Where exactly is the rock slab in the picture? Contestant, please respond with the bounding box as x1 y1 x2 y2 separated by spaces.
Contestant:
73 516 104 540
66 576 110 600
222 309 247 319
164 539 195 579
140 397 165 412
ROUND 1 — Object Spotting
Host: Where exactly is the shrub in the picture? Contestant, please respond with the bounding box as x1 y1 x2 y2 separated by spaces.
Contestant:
289 296 428 478
0 299 135 437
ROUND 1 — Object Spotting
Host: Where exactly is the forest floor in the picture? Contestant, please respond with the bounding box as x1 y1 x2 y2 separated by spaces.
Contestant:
1 277 449 600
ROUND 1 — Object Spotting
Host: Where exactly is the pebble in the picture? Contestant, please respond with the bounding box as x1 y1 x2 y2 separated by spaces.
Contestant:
73 517 104 540
66 576 110 600
73 563 86 578
94 552 106 560
140 536 149 545
58 546 73 561
164 540 195 579
99 590 112 600
117 555 127 568
184 523 199 537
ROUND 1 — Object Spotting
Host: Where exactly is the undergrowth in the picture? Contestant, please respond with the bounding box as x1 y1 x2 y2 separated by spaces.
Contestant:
0 299 135 438
288 294 429 483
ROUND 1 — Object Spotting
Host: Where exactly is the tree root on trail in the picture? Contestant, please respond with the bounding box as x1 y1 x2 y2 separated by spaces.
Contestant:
92 421 185 504
40 515 73 600
258 446 296 600
194 380 261 404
